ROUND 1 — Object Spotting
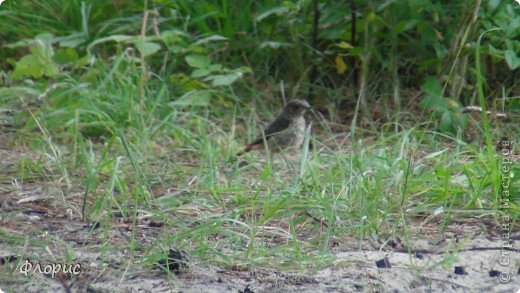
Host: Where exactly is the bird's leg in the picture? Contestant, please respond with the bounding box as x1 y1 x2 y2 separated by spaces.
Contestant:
279 151 295 170
267 150 275 169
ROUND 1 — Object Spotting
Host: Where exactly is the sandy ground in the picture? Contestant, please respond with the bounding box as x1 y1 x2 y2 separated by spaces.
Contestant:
1 235 519 292
0 148 519 293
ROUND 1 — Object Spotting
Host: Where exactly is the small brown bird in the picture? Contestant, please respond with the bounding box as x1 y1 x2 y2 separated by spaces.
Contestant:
237 99 311 156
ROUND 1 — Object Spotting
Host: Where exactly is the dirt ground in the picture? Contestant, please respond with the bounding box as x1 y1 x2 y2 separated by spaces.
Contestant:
0 147 519 293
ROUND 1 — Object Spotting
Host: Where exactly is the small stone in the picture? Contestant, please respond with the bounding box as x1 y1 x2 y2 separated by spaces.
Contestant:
239 284 254 293
375 257 391 268
454 266 467 275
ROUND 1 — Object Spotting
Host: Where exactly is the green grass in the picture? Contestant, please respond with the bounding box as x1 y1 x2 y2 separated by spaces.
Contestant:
2 54 518 272
0 0 518 288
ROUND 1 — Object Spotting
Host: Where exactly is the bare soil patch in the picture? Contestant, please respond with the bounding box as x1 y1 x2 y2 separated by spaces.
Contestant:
1 147 519 293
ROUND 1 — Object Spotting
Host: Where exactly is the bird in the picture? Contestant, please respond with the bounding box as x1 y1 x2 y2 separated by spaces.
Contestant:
237 99 311 156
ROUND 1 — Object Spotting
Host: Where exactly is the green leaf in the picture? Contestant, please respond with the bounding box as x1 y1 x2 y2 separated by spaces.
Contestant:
409 0 431 11
505 50 520 70
35 32 54 42
5 38 35 48
208 64 223 71
160 30 188 47
30 40 54 60
74 55 92 68
419 78 449 111
487 44 503 59
420 95 449 111
134 41 161 57
59 34 87 48
60 38 86 48
170 90 211 106
421 77 442 96
487 0 500 11
191 68 211 78
255 6 289 22
170 46 185 54
185 54 211 68
336 41 353 49
423 149 448 159
237 66 253 74
392 20 418 35
206 73 242 86
11 41 59 79
87 35 133 53
53 48 79 65
335 55 347 74
505 17 520 37
259 41 292 49
191 64 223 78
170 73 208 91
195 35 228 45
439 111 456 134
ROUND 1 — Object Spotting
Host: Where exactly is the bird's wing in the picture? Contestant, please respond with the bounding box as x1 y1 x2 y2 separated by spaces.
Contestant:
249 115 291 145
236 115 291 156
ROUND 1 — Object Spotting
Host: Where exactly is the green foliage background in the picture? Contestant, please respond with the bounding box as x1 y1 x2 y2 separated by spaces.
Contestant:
1 1 519 113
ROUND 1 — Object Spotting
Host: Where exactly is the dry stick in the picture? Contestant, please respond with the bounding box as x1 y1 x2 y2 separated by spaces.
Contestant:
151 9 160 36
139 8 159 105
461 106 508 120
280 80 287 106
350 0 359 93
453 7 474 100
305 211 328 228
355 4 372 124
140 5 150 109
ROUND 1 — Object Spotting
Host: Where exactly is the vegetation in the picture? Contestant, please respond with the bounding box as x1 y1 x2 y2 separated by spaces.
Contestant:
0 0 518 290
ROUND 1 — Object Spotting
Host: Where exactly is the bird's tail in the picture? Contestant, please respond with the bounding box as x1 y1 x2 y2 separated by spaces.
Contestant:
236 144 253 157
